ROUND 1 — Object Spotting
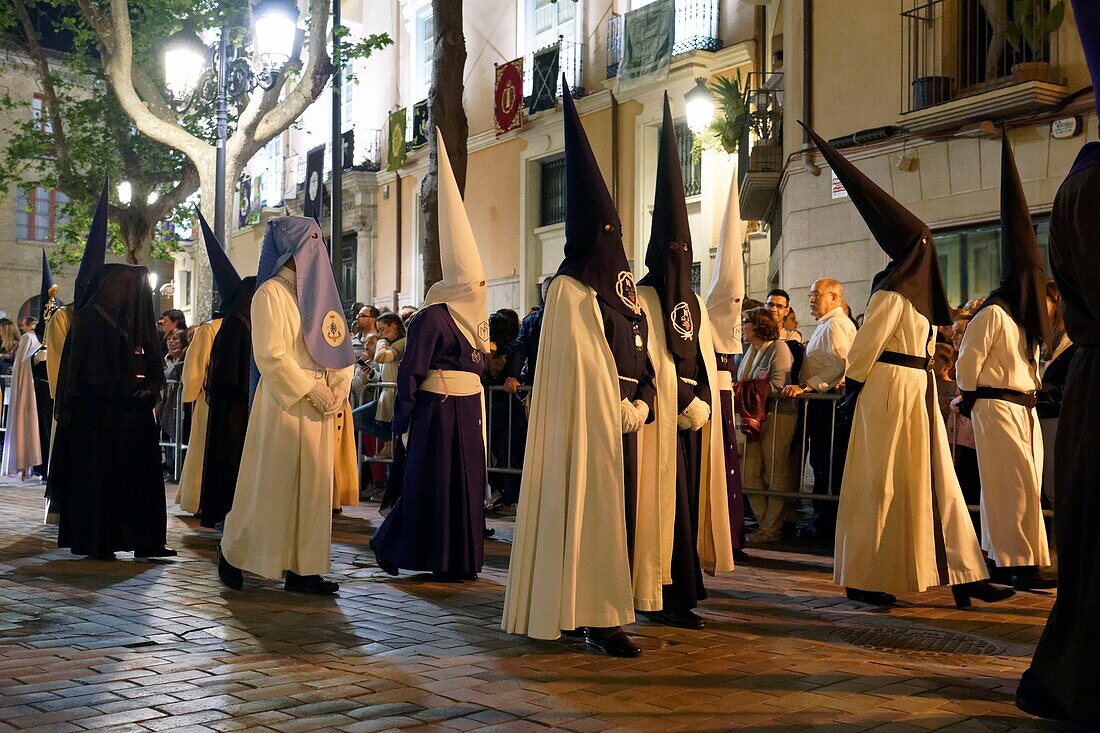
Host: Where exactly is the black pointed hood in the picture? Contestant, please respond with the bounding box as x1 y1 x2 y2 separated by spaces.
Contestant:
197 209 243 305
638 93 701 358
36 249 58 341
555 76 642 321
800 121 953 326
1068 0 1100 176
73 178 109 310
980 129 1051 349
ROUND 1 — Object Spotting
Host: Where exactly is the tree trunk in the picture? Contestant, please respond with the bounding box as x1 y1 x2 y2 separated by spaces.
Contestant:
116 208 155 266
421 0 468 295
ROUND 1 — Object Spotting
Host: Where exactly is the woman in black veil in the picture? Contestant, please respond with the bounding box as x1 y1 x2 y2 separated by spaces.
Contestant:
52 264 173 559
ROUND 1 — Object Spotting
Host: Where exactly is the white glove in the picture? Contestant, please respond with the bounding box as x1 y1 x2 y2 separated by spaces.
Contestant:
677 397 710 431
307 383 337 415
620 399 642 434
632 400 650 426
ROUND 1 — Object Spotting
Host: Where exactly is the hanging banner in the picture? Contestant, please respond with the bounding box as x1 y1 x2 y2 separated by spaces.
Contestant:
495 57 524 135
619 0 674 88
529 43 560 114
238 177 251 229
387 108 407 172
304 144 326 223
283 153 299 201
341 130 355 168
411 99 430 149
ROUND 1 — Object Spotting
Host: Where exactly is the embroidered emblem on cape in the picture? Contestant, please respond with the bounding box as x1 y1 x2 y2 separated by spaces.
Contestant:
632 322 644 351
615 271 641 314
476 320 490 344
670 302 694 341
471 350 482 363
322 310 347 347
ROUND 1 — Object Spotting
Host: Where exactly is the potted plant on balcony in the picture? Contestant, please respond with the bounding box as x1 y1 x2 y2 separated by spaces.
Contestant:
691 73 749 160
1006 0 1065 83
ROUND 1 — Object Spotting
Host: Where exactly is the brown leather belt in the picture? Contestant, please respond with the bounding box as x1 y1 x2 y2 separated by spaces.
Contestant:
974 386 1038 409
877 350 933 371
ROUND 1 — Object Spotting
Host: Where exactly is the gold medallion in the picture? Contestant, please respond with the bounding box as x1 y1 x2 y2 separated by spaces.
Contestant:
322 310 347 347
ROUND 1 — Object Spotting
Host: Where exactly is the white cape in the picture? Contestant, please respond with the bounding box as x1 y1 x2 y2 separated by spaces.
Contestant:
634 287 735 611
1 332 42 475
502 276 635 639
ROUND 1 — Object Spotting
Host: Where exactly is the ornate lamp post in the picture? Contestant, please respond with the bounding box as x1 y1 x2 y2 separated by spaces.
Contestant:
684 76 716 135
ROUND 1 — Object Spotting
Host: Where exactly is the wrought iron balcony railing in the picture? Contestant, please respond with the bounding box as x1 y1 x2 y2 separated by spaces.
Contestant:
523 37 585 101
900 0 1065 114
606 0 721 79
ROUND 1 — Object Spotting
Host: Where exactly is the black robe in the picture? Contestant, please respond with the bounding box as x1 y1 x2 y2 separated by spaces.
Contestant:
50 264 167 556
1025 163 1100 726
199 277 256 528
599 299 656 565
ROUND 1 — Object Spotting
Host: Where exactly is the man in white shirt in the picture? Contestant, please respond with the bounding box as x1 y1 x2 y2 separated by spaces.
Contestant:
782 278 856 540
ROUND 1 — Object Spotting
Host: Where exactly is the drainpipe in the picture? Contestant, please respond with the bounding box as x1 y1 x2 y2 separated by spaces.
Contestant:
802 0 820 175
394 175 402 311
611 92 619 207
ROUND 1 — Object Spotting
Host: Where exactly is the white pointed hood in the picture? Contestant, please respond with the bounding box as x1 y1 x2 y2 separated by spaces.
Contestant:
422 128 490 353
705 168 746 355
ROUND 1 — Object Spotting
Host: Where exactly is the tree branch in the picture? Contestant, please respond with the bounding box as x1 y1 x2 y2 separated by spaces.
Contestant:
89 0 209 161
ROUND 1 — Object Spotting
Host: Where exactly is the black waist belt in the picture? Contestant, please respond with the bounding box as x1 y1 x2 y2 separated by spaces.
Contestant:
877 350 933 371
974 386 1037 409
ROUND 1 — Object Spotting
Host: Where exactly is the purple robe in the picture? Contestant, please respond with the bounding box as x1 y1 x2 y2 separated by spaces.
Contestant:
370 304 486 576
716 354 746 550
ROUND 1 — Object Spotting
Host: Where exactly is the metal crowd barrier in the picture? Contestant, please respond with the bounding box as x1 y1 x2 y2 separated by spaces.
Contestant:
356 380 530 477
0 373 11 440
157 379 186 483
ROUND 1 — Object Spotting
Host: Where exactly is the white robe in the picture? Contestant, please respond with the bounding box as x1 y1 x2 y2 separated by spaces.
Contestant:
502 276 635 639
175 318 221 513
835 289 988 594
1 332 42 475
221 268 353 580
955 303 1049 568
634 287 735 612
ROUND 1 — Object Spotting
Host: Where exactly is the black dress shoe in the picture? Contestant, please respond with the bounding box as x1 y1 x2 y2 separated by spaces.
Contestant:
284 571 339 595
1016 668 1069 721
733 548 750 562
952 580 1014 609
585 627 640 658
1012 566 1057 591
640 609 706 630
560 627 587 638
217 546 243 590
134 546 178 560
845 588 897 606
484 527 496 539
369 540 399 576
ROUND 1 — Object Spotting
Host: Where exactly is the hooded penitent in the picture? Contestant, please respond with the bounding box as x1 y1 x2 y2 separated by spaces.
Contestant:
556 77 644 326
198 210 244 305
73 178 110 311
251 216 354 393
705 170 746 355
421 128 491 353
638 94 702 357
36 249 60 342
1069 0 1100 176
800 122 953 326
977 129 1051 350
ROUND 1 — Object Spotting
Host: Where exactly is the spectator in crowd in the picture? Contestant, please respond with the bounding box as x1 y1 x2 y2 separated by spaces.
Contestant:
1037 279 1074 503
398 305 418 324
18 317 36 334
352 313 406 460
0 318 21 376
737 306 797 543
158 328 190 474
351 305 380 405
766 289 803 342
782 278 857 540
157 309 187 357
503 278 552 408
783 309 801 340
485 312 527 514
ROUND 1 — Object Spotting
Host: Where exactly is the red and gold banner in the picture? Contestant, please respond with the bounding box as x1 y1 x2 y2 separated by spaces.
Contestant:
494 57 524 136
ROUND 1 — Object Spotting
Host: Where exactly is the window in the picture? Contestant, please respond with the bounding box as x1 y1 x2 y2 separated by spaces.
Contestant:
32 94 51 133
416 8 434 99
16 186 68 242
673 121 702 197
526 0 583 95
539 156 566 227
342 63 355 134
181 270 192 308
934 218 1050 307
260 136 283 207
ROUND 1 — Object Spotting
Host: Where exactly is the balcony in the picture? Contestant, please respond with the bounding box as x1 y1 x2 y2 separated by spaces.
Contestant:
523 37 585 102
607 0 721 79
899 0 1069 132
738 72 784 222
357 128 383 172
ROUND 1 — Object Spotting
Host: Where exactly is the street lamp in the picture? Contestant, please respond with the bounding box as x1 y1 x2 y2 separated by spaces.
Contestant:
117 180 133 205
685 77 716 135
162 0 299 252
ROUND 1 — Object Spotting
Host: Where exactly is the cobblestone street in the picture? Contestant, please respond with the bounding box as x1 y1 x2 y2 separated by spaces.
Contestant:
0 478 1060 732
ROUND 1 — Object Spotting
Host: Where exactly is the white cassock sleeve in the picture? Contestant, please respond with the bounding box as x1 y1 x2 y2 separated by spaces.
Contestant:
954 307 997 392
251 283 317 411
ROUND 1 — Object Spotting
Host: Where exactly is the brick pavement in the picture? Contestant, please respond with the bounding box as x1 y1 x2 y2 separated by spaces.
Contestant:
0 477 1063 732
